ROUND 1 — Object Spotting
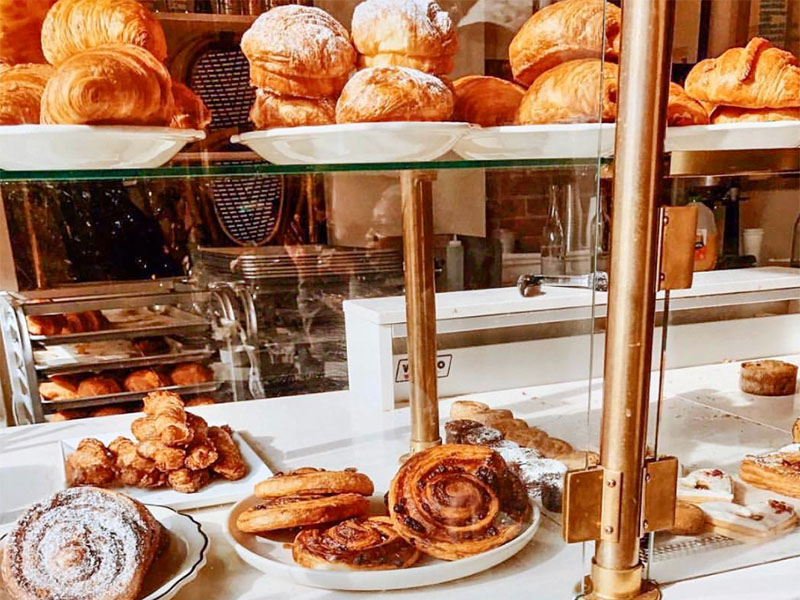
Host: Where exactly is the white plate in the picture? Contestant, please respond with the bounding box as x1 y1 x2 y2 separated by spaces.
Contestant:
232 122 470 165
224 494 541 591
60 430 272 511
665 121 800 152
0 504 207 600
0 125 205 171
452 123 616 160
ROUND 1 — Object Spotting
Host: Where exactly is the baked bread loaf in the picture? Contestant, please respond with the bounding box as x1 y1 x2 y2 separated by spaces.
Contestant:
740 359 798 396
351 0 458 75
452 75 525 127
685 38 800 109
0 64 54 124
0 0 56 65
336 66 453 123
41 0 167 66
241 5 355 99
668 82 709 126
40 44 174 126
250 89 336 129
509 0 621 87
711 106 800 123
170 82 211 130
77 375 122 397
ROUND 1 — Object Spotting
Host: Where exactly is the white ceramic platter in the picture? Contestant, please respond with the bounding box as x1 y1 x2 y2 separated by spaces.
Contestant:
232 122 471 165
60 430 272 511
224 494 541 591
452 123 616 160
665 120 800 152
0 125 205 171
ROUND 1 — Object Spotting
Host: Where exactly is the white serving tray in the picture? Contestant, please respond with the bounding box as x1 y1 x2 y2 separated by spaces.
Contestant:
225 494 541 591
0 125 205 171
60 430 272 511
665 121 800 152
232 122 470 165
452 123 616 160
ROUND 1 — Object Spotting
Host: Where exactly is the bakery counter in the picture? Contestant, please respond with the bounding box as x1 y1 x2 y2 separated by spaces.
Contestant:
1 355 799 599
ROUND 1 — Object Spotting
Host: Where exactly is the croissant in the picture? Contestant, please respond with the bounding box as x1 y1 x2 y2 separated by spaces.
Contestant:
0 64 54 125
170 82 212 130
667 82 709 126
452 75 525 127
41 0 167 66
509 0 621 87
711 106 800 123
0 0 55 65
685 38 800 109
40 44 174 126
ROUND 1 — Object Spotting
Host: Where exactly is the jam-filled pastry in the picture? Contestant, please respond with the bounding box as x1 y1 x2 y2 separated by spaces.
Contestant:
740 451 800 498
388 444 532 560
66 438 116 487
256 467 375 498
0 487 161 600
207 425 248 481
700 499 798 539
237 493 370 533
293 516 420 570
676 468 734 504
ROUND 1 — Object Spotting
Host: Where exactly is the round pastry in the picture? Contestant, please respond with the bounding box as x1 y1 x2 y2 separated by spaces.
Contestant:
0 63 54 125
236 493 370 533
351 0 458 75
452 76 525 127
336 66 453 124
170 362 214 385
124 369 172 392
0 0 55 65
0 487 161 600
449 400 491 421
77 375 122 397
670 501 706 536
41 0 167 66
240 5 355 98
711 106 800 123
388 444 532 560
250 89 336 129
170 82 211 130
40 43 174 126
293 516 420 570
740 360 798 396
255 467 374 498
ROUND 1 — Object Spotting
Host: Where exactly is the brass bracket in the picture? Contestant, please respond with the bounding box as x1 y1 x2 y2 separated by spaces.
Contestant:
657 205 697 292
640 456 679 535
563 467 603 543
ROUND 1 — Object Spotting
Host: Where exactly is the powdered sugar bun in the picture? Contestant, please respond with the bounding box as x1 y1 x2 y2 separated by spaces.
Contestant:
250 89 335 129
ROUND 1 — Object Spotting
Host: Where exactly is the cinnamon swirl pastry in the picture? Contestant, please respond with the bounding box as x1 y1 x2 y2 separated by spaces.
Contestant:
236 493 370 533
388 444 532 560
293 516 420 570
0 487 161 600
0 64 54 125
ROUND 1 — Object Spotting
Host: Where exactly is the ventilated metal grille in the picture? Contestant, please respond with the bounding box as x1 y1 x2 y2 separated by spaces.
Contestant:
191 48 254 130
212 175 283 245
640 534 741 563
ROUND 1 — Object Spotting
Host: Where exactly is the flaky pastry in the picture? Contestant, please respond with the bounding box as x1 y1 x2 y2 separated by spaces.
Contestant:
711 106 800 123
255 467 374 498
452 76 525 127
250 89 335 129
740 450 800 498
0 0 55 65
236 493 370 533
170 82 211 130
668 82 710 126
0 63 53 125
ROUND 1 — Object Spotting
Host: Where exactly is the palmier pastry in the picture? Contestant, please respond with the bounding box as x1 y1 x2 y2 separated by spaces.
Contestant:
351 0 458 75
0 63 54 125
509 0 621 87
0 487 161 600
739 359 798 396
124 368 172 392
0 0 55 65
66 438 116 487
236 493 370 533
40 44 174 126
77 375 122 397
667 82 709 126
170 362 214 385
685 38 800 109
142 390 193 446
108 436 165 488
241 5 355 98
255 467 374 498
336 66 453 123
677 468 734 504
170 82 211 130
669 501 707 536
740 450 800 498
388 444 532 560
711 106 800 123
25 314 66 336
207 425 248 480
451 75 525 127
250 89 336 129
41 0 167 66
39 375 79 401
293 516 420 570
700 499 798 539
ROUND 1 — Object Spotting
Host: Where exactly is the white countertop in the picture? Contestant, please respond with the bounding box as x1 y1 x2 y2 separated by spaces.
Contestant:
1 355 800 599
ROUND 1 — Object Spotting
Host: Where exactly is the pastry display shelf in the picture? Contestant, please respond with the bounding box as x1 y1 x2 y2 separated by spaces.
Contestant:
39 381 223 413
33 346 215 376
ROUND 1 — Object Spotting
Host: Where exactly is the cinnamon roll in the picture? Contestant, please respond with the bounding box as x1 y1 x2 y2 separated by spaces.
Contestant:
388 444 532 560
293 516 420 570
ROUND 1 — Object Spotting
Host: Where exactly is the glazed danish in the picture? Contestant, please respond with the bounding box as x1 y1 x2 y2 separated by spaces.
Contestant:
236 493 370 533
0 64 54 125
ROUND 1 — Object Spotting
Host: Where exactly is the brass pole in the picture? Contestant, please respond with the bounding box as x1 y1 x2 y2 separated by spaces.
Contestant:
400 171 441 453
592 1 674 599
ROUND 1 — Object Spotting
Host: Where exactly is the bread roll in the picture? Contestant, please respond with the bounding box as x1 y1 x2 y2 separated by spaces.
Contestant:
170 362 214 385
170 82 211 130
39 376 80 401
336 66 453 124
711 106 800 123
0 64 54 125
509 0 621 87
668 82 709 126
77 375 122 397
241 5 355 98
40 44 174 126
452 75 525 127
351 0 458 75
0 0 56 65
41 0 167 66
250 89 335 129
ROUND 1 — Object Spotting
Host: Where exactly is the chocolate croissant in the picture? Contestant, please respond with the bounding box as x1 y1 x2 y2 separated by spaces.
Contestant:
0 0 55 65
0 64 54 125
40 44 174 126
41 0 167 66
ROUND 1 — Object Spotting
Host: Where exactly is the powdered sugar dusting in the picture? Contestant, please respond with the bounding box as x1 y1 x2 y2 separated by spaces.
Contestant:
492 442 566 498
352 0 457 56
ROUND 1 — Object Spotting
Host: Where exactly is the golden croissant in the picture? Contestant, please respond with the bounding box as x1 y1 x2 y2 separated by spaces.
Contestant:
667 82 709 126
0 0 55 65
42 0 167 66
40 44 174 126
0 63 54 125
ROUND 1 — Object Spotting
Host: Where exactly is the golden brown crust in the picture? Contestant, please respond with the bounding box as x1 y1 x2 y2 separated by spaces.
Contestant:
170 82 211 130
66 438 116 487
351 0 458 76
185 396 216 407
207 426 248 481
40 44 174 126
670 501 706 536
109 436 165 488
0 0 55 65
250 90 335 129
668 82 710 126
170 362 214 385
0 63 54 125
143 390 193 446
26 314 66 336
255 467 374 498
740 451 800 498
685 38 800 109
740 360 798 396
90 406 127 418
336 66 453 123
131 415 158 442
124 369 172 393
452 75 525 127
168 467 210 494
236 493 370 533
77 375 122 398
449 400 491 421
710 106 800 123
509 0 621 87
41 0 167 66
136 439 186 472
39 375 79 401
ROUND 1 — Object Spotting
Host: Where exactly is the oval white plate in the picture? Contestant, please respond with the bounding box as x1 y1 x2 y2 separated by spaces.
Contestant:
232 122 470 165
225 494 540 591
0 125 205 171
665 120 800 152
452 123 616 160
